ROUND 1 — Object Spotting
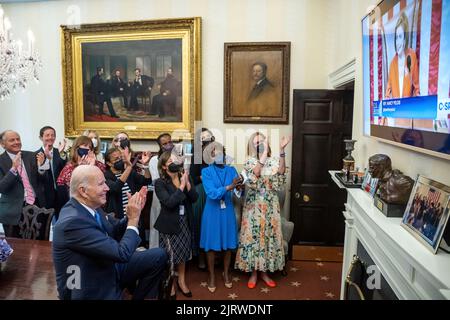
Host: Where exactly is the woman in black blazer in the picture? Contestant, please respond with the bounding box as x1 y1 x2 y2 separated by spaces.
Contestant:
104 147 152 219
154 151 198 299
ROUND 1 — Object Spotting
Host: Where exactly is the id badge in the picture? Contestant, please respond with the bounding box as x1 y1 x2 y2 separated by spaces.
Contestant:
220 200 226 209
259 188 266 196
179 205 185 216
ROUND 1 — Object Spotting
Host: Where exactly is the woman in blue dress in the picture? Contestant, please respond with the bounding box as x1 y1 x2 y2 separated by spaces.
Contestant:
200 142 243 293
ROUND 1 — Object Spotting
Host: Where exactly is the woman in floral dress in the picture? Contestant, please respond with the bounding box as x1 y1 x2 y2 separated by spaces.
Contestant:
235 132 291 289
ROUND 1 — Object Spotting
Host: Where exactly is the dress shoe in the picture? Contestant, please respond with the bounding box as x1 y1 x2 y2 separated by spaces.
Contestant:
262 278 276 288
247 280 257 289
177 281 192 298
222 272 233 289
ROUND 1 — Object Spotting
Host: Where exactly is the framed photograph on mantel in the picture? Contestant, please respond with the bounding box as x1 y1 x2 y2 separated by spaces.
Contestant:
401 175 450 254
224 42 290 124
61 17 201 140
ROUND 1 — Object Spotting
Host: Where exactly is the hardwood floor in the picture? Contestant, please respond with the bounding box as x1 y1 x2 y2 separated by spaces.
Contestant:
0 238 57 300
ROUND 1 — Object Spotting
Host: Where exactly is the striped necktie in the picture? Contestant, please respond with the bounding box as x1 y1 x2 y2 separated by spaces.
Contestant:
18 165 35 205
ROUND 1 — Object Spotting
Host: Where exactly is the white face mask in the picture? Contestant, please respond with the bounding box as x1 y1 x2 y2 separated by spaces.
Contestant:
91 138 98 148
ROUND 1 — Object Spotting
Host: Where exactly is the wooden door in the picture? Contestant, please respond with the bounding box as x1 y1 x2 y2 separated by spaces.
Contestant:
290 89 354 246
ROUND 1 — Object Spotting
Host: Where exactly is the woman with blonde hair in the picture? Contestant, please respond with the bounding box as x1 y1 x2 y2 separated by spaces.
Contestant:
235 132 291 289
82 129 104 162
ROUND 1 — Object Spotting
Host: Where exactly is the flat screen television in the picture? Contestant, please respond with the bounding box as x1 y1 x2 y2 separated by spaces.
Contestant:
362 0 450 159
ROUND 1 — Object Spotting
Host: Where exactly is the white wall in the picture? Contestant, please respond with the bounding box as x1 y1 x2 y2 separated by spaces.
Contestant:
327 0 450 186
0 0 336 220
1 0 448 214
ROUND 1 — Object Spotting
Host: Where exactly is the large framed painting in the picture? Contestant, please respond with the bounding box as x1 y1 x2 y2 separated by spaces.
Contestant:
61 17 201 140
224 42 290 124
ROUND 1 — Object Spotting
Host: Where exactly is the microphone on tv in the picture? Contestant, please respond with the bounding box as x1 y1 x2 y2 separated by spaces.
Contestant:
407 55 411 73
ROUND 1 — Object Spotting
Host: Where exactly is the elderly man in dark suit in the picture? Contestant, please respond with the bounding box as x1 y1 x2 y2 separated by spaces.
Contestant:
0 130 46 237
129 68 154 111
111 69 128 109
52 165 167 300
36 126 67 219
91 67 119 118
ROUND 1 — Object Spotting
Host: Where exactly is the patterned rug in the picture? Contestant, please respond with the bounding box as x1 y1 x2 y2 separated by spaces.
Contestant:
175 259 342 301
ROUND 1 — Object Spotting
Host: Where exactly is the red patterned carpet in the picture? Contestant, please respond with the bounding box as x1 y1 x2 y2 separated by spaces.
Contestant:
176 259 342 301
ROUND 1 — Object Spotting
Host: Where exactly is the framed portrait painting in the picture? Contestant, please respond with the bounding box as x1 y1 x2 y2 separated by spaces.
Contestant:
61 17 201 140
224 42 290 124
401 175 450 254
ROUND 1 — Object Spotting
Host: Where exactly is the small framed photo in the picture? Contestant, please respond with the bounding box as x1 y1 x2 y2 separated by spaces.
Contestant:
401 175 450 254
361 169 379 197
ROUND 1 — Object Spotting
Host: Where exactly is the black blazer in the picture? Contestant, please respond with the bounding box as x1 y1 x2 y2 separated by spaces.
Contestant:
36 147 67 211
104 169 152 219
154 177 198 235
0 151 46 224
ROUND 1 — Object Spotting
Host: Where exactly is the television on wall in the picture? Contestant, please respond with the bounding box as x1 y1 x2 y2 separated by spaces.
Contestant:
362 0 450 159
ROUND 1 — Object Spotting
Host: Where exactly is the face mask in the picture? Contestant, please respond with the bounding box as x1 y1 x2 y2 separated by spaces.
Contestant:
77 148 89 158
91 138 98 148
119 139 130 149
168 162 182 173
255 143 265 154
214 153 225 165
113 159 125 171
163 142 174 152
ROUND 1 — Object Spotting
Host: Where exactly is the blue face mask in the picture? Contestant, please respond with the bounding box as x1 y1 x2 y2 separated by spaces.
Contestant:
77 148 89 158
214 153 225 165
255 144 265 155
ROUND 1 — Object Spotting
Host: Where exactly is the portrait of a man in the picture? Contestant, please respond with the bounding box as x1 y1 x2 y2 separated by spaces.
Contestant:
224 42 290 124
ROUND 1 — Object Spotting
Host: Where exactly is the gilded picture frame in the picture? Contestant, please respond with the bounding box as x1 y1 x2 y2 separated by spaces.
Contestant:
224 42 290 124
61 17 201 140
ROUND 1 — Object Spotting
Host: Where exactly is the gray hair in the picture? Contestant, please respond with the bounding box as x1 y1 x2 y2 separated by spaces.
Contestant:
69 165 100 198
0 130 17 142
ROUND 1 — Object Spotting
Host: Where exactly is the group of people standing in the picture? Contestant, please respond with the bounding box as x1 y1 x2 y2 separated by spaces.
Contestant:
148 129 291 298
0 126 291 300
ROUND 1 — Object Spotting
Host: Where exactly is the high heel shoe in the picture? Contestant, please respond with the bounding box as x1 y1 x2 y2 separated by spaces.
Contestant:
177 281 192 298
207 277 216 293
222 272 233 289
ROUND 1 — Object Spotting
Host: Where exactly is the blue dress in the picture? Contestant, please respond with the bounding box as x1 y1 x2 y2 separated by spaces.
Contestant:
200 164 239 251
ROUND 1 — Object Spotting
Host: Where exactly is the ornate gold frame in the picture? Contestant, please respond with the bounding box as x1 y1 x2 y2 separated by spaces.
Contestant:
224 42 290 124
61 17 201 140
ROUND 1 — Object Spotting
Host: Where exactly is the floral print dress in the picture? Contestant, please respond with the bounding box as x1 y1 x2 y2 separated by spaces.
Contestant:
235 156 286 272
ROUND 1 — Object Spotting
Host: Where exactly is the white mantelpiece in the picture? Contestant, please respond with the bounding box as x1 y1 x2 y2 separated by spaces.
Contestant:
329 171 450 300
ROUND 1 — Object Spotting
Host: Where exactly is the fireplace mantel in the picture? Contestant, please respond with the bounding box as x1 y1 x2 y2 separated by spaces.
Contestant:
330 171 450 300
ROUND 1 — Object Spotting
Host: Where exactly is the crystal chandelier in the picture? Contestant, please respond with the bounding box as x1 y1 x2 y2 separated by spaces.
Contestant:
0 5 41 101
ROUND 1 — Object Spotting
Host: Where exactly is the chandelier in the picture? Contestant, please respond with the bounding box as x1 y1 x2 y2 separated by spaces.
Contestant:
0 5 41 101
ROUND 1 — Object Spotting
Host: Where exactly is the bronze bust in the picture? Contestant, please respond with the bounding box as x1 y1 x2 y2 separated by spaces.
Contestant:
368 154 414 204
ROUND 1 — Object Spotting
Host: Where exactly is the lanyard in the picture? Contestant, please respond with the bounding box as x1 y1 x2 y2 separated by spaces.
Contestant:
212 165 228 188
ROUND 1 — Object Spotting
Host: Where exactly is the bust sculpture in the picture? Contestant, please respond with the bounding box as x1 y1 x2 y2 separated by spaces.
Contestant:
368 154 414 205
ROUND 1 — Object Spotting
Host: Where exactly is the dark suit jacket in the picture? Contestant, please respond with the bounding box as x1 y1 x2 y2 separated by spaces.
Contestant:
154 177 198 235
52 197 140 300
104 169 152 219
111 76 127 96
247 77 274 101
36 147 67 211
0 151 45 225
131 75 154 94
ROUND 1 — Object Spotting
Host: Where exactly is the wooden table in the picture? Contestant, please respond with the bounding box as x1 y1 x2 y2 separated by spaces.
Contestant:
0 238 57 300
